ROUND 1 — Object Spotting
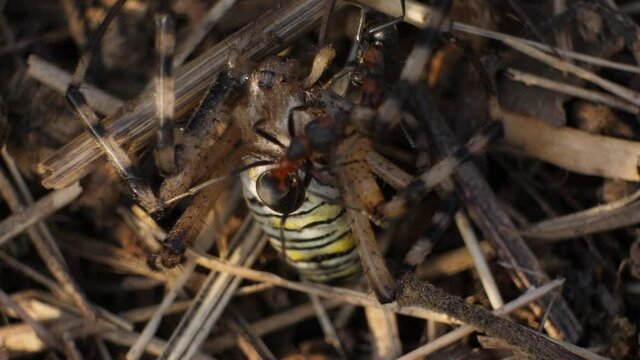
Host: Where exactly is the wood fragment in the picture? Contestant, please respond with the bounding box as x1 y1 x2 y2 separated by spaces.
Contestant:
507 68 639 114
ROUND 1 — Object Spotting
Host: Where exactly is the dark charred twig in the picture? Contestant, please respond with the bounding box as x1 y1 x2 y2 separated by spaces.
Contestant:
396 274 583 360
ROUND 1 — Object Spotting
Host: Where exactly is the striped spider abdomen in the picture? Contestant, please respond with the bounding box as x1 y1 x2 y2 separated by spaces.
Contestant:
241 163 361 283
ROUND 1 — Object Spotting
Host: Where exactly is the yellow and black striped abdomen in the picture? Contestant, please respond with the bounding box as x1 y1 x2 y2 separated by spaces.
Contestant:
241 166 361 283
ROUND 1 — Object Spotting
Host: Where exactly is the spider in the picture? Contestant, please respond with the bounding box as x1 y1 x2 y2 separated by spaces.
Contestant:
56 0 502 305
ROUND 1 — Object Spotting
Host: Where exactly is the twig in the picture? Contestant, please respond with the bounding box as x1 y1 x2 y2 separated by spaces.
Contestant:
101 329 215 360
61 0 86 48
205 300 344 353
1 148 100 319
410 84 582 341
500 110 640 182
159 219 266 360
415 241 494 280
225 307 276 360
523 190 640 241
0 251 67 297
62 332 84 360
397 274 581 359
397 279 607 360
309 292 348 360
507 68 639 114
364 307 402 360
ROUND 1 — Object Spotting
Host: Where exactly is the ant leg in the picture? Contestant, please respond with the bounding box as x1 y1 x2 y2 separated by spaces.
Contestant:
65 0 162 213
154 14 177 176
366 0 406 35
317 0 336 48
372 0 452 133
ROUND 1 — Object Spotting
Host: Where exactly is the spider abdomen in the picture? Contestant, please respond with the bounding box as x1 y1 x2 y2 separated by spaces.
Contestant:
241 166 361 283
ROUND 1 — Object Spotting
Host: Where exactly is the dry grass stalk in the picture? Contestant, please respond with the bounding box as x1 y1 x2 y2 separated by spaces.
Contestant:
503 37 640 107
0 181 81 245
0 289 63 353
524 190 640 240
396 279 573 359
507 68 640 114
500 111 640 181
308 292 348 359
455 210 504 309
364 307 402 360
415 241 494 280
205 299 344 353
189 247 458 323
126 259 198 360
225 307 277 360
159 219 266 359
27 55 124 116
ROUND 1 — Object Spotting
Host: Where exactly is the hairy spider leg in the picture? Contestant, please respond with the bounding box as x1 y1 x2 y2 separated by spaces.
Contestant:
65 0 163 213
154 13 177 176
371 0 452 133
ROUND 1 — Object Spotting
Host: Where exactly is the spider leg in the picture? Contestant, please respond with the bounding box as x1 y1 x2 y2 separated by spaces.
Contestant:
159 71 240 203
154 72 244 268
154 13 177 176
403 193 459 266
65 0 163 213
374 121 503 224
372 0 451 133
336 135 395 303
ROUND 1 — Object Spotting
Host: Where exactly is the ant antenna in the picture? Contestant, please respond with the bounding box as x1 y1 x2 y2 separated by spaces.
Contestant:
161 159 275 209
366 0 406 36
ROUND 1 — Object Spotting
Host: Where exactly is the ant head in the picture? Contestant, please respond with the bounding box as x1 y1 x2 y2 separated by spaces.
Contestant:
363 12 398 50
256 166 306 214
